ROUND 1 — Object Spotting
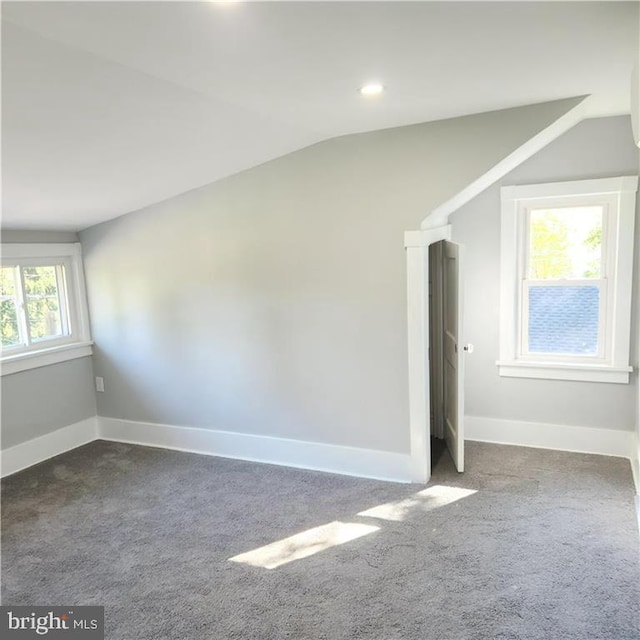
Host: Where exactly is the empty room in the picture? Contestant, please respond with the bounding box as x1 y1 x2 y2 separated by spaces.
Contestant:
1 2 639 639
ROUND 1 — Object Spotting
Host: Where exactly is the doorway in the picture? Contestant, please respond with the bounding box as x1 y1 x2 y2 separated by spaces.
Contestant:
428 240 465 473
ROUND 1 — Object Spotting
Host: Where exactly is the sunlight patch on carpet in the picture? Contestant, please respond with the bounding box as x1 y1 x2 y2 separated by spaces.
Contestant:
357 485 477 522
229 521 379 569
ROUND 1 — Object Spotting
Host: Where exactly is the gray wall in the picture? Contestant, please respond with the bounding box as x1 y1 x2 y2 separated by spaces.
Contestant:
80 99 580 454
1 229 96 449
450 116 639 432
1 230 79 243
1 357 97 449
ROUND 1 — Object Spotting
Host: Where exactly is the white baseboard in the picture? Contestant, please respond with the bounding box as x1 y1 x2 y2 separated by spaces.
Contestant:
466 415 635 460
1 417 98 478
98 417 412 483
3 413 635 492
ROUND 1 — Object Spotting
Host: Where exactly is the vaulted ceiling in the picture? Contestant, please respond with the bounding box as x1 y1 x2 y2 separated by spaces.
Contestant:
2 1 638 230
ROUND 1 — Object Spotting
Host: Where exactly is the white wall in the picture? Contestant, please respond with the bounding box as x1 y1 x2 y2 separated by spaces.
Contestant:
450 116 639 433
80 99 580 455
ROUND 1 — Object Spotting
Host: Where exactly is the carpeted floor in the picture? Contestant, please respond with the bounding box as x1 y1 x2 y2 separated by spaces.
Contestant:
2 439 639 640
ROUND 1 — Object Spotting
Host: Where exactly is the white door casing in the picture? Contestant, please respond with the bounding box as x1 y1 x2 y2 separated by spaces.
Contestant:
405 225 452 483
429 241 445 440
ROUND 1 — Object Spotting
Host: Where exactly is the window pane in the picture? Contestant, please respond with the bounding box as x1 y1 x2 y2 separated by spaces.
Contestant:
529 206 603 279
23 266 64 342
0 267 21 348
528 285 599 355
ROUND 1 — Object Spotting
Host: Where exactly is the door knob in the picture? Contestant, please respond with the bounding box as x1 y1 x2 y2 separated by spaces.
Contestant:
463 344 474 353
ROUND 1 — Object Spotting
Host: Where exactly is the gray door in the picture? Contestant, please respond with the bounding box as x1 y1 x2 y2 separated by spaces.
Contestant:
442 240 465 472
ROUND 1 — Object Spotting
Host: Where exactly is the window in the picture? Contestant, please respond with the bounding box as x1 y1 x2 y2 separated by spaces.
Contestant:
498 177 637 383
1 244 92 375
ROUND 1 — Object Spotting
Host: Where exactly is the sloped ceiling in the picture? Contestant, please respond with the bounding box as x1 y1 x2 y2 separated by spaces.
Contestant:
2 1 638 230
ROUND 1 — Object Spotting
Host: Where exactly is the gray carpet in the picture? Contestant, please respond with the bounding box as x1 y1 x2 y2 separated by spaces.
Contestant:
2 439 639 640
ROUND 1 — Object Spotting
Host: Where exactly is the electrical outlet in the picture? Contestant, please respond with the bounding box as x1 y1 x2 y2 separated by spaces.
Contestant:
95 376 105 393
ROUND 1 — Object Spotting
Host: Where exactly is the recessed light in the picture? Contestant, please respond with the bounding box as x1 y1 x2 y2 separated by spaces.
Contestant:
360 83 385 97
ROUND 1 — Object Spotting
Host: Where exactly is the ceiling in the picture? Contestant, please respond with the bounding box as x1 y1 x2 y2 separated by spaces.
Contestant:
2 1 638 231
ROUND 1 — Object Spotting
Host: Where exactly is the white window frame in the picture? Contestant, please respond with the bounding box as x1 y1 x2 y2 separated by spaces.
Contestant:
497 176 637 384
1 243 93 375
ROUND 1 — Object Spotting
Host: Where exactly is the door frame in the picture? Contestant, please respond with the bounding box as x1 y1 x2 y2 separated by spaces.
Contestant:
429 240 445 441
404 224 452 483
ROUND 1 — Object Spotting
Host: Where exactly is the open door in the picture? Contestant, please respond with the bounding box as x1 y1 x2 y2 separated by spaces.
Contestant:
442 240 465 472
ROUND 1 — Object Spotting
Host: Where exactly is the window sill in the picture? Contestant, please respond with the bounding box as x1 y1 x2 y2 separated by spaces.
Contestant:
496 360 632 384
1 341 94 376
